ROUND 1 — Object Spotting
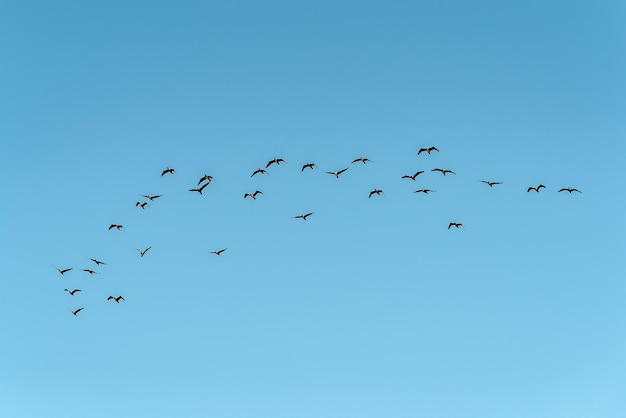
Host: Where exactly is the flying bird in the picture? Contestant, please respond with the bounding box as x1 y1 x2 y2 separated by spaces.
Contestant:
369 189 383 198
141 194 162 201
82 269 99 275
352 156 372 164
87 257 106 266
480 180 503 187
558 187 582 193
301 162 316 171
69 307 84 316
198 174 214 185
209 248 228 256
55 267 72 275
418 146 439 155
266 157 286 168
326 168 348 178
189 182 210 194
107 296 125 303
251 168 269 177
64 288 81 296
402 171 424 180
527 184 546 192
108 224 123 230
161 167 175 176
448 222 463 229
431 168 456 176
136 247 152 257
135 201 149 209
413 188 435 194
293 212 314 220
244 190 263 200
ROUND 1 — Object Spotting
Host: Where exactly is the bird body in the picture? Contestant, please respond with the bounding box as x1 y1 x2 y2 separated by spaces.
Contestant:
244 190 263 200
369 189 383 198
527 184 546 192
293 212 314 220
402 171 424 180
198 174 214 185
326 168 348 178
418 146 439 155
432 168 456 176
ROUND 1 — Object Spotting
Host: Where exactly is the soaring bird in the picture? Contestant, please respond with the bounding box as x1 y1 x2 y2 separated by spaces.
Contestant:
210 248 228 256
402 171 424 180
418 146 439 155
189 182 210 194
293 212 314 220
251 168 269 177
198 174 214 185
301 162 316 171
136 247 152 257
326 168 348 178
135 201 149 209
352 156 372 164
559 187 582 193
369 189 383 198
161 167 175 176
432 168 456 176
108 224 123 230
266 157 286 168
55 267 72 275
527 184 546 192
141 194 162 201
448 222 463 229
64 288 81 296
70 307 84 316
413 188 435 194
480 180 503 187
82 269 99 275
87 257 106 266
244 190 263 200
107 296 125 303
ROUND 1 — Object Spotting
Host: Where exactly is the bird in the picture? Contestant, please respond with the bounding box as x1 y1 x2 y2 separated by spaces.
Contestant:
527 184 546 192
209 248 228 256
198 174 214 185
301 162 316 171
402 171 424 180
369 189 383 198
431 168 456 176
107 296 125 303
266 157 286 168
82 269 99 275
69 307 84 316
558 187 582 193
87 257 106 266
251 168 269 177
326 168 348 178
108 224 123 230
135 201 149 209
480 180 503 187
413 188 435 194
293 212 314 220
64 289 81 296
244 190 263 200
161 167 175 176
448 222 463 229
418 146 439 155
136 247 152 257
352 156 372 164
188 182 210 194
141 194 162 201
55 267 72 275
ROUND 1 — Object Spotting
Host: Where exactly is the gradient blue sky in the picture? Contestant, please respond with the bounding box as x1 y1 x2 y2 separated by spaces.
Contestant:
1 1 625 417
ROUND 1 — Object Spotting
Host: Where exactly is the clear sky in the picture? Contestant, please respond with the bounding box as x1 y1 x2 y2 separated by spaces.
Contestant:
1 1 625 417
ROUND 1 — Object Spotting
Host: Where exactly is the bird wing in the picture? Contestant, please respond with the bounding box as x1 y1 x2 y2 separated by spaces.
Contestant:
337 168 348 174
431 147 439 152
75 308 84 314
527 187 533 192
107 296 114 300
119 296 125 301
199 182 209 192
265 160 274 168
418 148 426 155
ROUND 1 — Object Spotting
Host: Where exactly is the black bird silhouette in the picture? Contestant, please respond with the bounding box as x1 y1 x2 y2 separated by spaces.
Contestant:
369 189 383 198
55 267 72 275
558 187 581 193
448 222 463 229
244 190 263 200
136 247 152 257
527 184 546 192
198 174 214 185
266 157 286 168
141 194 162 201
301 162 316 171
70 307 84 316
87 257 106 266
82 269 99 275
326 168 348 178
480 180 503 187
189 182 210 194
414 188 435 194
210 248 228 256
107 296 125 303
352 156 371 164
402 171 424 180
135 201 149 209
108 224 123 230
418 146 439 155
432 168 456 176
293 212 314 220
251 168 269 177
64 289 81 296
161 167 175 176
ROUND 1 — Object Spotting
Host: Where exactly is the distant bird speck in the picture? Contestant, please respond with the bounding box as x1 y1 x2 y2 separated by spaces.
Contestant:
108 224 123 230
402 171 424 180
448 222 463 230
559 187 581 193
64 288 81 296
189 182 210 194
136 246 152 257
301 162 316 171
480 180 503 187
432 168 456 176
107 296 125 303
293 212 314 220
369 189 383 198
527 184 546 193
56 267 72 275
266 157 286 168
352 156 372 164
161 167 175 176
418 146 439 155
244 190 263 200
326 168 348 178
210 248 228 256
251 168 269 177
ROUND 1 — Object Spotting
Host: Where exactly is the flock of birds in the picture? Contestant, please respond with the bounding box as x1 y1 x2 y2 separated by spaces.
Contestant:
56 146 581 316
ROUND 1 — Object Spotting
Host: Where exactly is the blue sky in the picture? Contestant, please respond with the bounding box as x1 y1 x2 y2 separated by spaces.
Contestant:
1 1 625 417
